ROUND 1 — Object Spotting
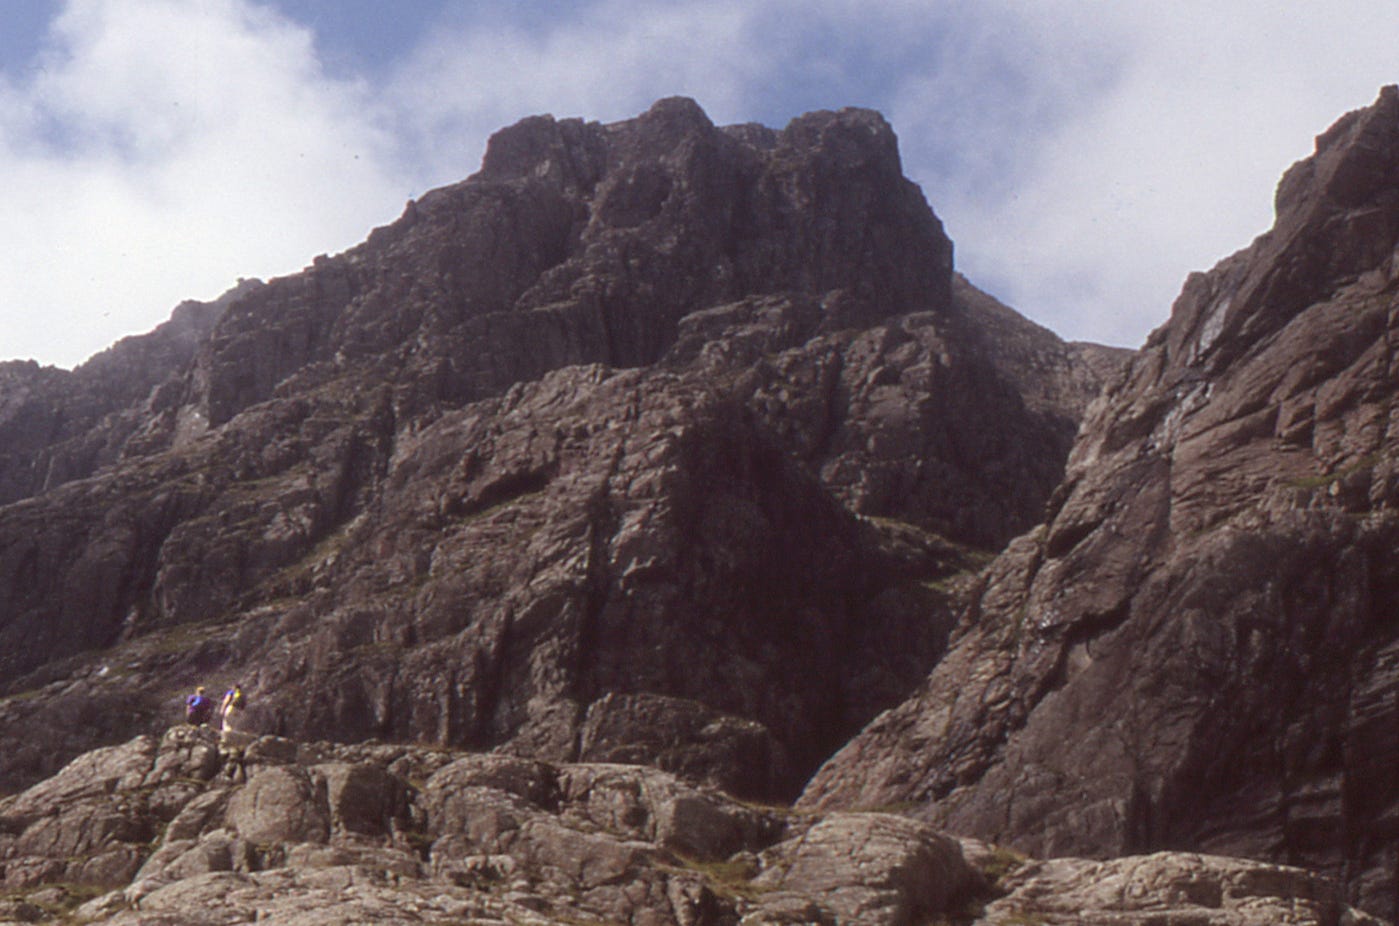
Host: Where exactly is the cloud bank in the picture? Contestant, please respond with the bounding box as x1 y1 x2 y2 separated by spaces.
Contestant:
2 0 1397 367
924 1 1399 346
0 0 409 368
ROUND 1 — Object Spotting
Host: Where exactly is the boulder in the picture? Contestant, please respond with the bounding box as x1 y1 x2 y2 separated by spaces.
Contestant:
0 727 1377 926
224 766 330 845
745 813 979 926
314 761 407 837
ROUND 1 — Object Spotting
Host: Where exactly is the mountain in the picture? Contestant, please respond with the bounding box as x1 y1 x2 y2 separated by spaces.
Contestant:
802 85 1399 919
6 84 1399 924
0 97 1117 814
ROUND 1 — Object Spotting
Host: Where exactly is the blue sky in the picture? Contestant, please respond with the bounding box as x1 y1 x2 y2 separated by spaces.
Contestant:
2 1 1397 368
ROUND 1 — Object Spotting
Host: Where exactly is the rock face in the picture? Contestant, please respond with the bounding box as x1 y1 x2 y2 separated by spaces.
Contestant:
0 727 1379 926
0 281 258 506
802 85 1399 919
0 98 1115 803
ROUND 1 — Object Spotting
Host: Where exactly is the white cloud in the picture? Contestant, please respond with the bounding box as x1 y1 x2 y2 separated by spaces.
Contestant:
393 0 1399 350
386 0 771 183
4 0 1397 367
0 0 409 368
911 1 1399 347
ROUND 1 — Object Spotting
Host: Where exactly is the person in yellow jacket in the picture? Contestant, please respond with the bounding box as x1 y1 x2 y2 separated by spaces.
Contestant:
219 683 247 735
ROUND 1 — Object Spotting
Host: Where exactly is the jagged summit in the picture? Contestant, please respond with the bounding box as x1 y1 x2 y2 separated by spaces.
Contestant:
803 84 1399 919
0 97 1112 817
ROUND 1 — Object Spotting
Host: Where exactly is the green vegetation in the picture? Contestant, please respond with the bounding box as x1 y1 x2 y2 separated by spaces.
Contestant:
400 828 435 860
8 881 117 924
141 619 225 657
0 685 49 707
853 800 924 815
457 485 548 525
663 850 766 902
1287 453 1382 490
268 522 357 591
978 844 1029 887
996 913 1049 926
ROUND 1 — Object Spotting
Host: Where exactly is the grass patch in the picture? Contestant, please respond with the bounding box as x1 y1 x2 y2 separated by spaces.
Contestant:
995 913 1048 926
732 796 800 816
663 851 766 902
1288 453 1383 490
267 522 358 591
139 620 225 657
978 845 1029 887
458 486 548 525
920 574 976 596
349 639 406 658
541 909 629 926
15 881 118 920
0 686 49 707
400 828 435 860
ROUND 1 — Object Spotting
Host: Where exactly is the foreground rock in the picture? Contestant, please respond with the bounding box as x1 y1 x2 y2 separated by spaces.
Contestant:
0 727 1378 926
802 85 1399 919
0 728 983 925
972 846 1386 926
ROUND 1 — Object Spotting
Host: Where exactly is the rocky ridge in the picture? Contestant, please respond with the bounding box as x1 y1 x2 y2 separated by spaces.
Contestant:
0 281 261 507
802 85 1399 920
0 725 1380 926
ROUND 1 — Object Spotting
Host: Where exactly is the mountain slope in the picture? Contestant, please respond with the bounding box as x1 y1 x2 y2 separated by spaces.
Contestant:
802 84 1399 919
0 98 1116 801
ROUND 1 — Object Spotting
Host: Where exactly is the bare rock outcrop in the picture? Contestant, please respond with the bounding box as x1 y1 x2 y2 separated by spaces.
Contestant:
0 727 1377 925
0 728 979 925
744 812 977 925
802 85 1399 919
973 846 1385 926
0 281 258 506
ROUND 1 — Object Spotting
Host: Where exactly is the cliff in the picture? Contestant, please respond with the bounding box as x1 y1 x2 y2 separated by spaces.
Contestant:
0 99 1115 809
803 85 1399 920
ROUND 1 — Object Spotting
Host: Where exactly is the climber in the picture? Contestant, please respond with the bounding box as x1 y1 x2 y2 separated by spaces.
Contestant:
219 683 247 734
218 683 251 783
184 686 214 726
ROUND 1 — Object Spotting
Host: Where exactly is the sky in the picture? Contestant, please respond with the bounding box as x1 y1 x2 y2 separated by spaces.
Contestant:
1 1 1396 369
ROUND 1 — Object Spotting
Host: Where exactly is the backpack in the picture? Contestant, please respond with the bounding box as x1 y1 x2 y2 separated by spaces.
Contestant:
186 694 212 724
228 688 247 710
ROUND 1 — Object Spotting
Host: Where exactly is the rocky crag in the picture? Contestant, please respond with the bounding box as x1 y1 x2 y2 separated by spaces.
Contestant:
803 85 1399 920
0 97 1118 809
0 725 1379 925
5 85 1399 924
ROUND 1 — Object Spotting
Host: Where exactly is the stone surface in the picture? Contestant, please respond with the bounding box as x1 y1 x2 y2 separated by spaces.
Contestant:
970 846 1386 926
801 85 1399 920
576 691 792 797
0 726 1374 925
745 812 979 925
0 728 977 926
0 282 255 507
224 766 331 846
